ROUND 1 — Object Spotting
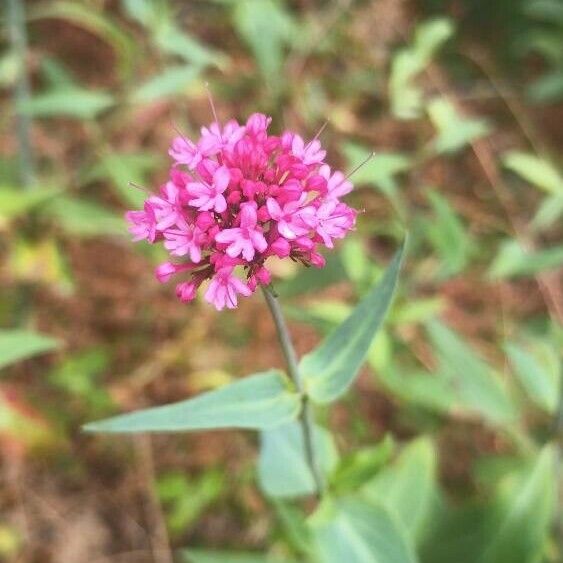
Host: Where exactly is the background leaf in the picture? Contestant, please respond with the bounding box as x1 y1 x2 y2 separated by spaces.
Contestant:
0 330 60 371
426 321 517 425
362 437 437 542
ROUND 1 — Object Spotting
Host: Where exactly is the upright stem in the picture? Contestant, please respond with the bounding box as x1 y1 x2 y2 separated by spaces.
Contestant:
8 0 36 188
262 286 324 497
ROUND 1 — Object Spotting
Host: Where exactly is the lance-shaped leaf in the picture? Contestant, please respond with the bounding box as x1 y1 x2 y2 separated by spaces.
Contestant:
362 437 437 542
482 445 556 563
310 497 417 563
258 421 339 498
0 330 60 371
83 370 300 434
300 242 405 404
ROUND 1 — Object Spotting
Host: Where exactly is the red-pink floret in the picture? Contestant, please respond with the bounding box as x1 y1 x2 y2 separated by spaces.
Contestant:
126 113 357 310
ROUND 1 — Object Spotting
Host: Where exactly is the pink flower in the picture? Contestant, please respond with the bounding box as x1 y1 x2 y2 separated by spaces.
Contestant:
169 136 202 169
176 281 198 303
126 202 157 242
291 134 326 165
188 165 230 213
204 268 253 310
163 218 203 263
156 262 195 283
266 197 312 240
215 203 267 261
319 164 353 199
314 200 357 248
126 111 357 309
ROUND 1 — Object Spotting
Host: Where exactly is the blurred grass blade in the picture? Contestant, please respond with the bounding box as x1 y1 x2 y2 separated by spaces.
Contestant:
0 186 60 220
310 497 417 563
489 240 563 279
362 437 437 542
301 241 405 404
132 65 201 104
43 196 124 237
258 421 338 498
426 321 517 425
0 330 60 371
505 340 561 414
342 143 411 213
425 190 473 278
482 445 556 563
83 370 301 433
390 18 454 119
427 98 490 154
503 151 563 195
232 0 296 91
18 87 115 119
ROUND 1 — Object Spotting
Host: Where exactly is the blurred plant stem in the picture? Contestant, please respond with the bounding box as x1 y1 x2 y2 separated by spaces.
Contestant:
262 286 324 499
8 0 36 188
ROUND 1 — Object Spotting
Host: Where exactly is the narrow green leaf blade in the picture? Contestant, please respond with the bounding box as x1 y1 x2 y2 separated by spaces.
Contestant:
301 242 406 404
362 437 437 542
258 421 338 498
503 151 563 195
506 341 560 414
426 321 517 425
83 370 300 433
310 497 417 563
482 445 556 563
0 330 60 371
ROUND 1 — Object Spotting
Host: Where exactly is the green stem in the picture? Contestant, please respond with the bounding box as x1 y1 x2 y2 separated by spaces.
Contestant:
8 0 36 188
262 286 324 498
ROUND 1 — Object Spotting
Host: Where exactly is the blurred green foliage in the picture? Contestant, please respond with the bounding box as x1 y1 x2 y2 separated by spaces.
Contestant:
1 0 562 561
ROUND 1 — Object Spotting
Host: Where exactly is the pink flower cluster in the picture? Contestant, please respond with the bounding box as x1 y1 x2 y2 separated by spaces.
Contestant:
126 113 357 310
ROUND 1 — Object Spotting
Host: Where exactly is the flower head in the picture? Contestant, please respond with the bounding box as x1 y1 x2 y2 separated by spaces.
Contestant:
126 112 357 310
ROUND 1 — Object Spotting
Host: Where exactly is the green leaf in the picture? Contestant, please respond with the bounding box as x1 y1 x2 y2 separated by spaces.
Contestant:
18 88 115 119
0 330 60 371
362 438 437 542
43 196 124 237
425 190 473 278
83 370 301 433
503 151 563 195
342 143 411 206
482 446 556 563
233 0 296 89
154 22 226 68
426 321 517 425
506 340 561 414
300 241 405 404
532 194 563 230
489 240 563 279
133 65 201 104
0 187 60 220
419 499 490 563
183 550 295 563
332 436 396 492
258 421 338 498
427 99 490 154
390 18 454 119
310 497 417 563
92 151 160 208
